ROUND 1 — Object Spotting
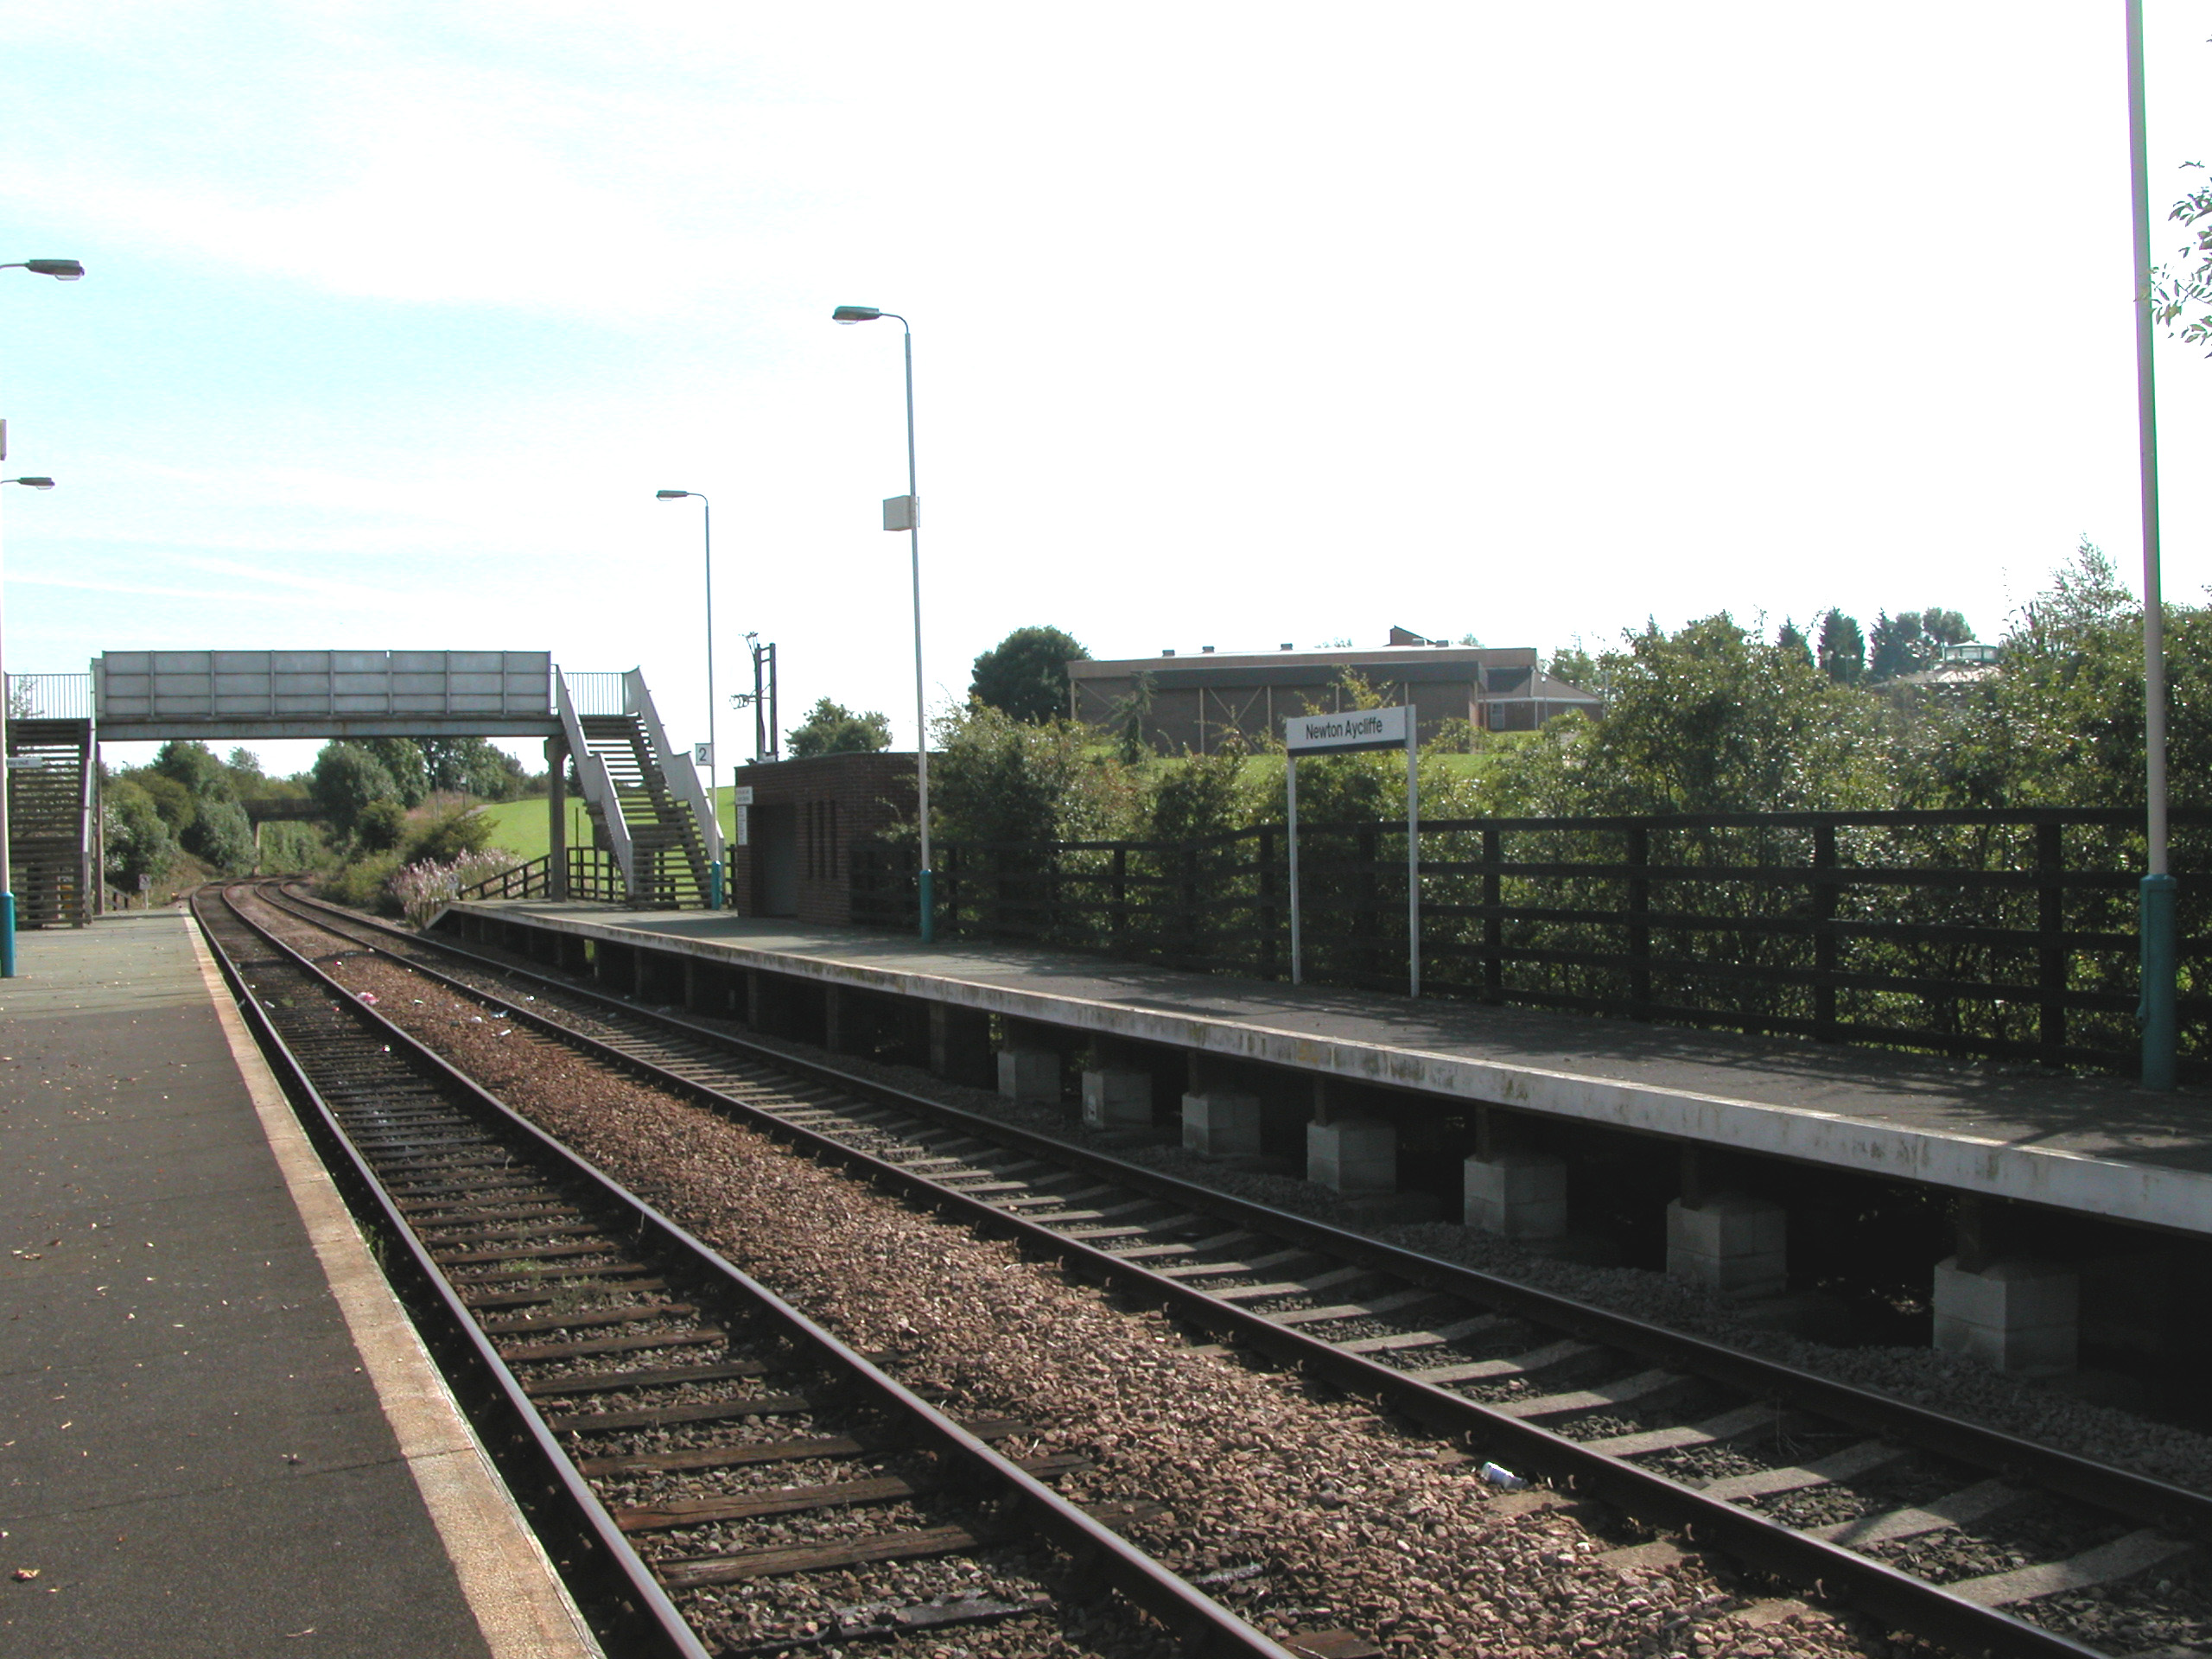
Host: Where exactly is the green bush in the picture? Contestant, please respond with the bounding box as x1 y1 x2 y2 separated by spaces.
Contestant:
318 851 404 913
355 798 409 852
404 804 494 864
103 779 176 892
186 796 256 873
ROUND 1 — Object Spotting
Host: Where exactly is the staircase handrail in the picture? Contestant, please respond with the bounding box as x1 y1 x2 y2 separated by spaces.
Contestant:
555 669 635 898
621 668 724 864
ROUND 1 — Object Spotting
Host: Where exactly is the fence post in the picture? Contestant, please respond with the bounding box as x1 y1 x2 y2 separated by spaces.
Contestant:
1483 826 1503 1005
2038 820 2067 1064
1814 823 1838 1042
1258 828 1277 980
940 843 957 939
1357 825 1381 982
1180 841 1200 963
1627 823 1651 1020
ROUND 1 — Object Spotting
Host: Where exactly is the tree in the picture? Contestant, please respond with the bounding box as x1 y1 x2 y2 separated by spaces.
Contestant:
1776 619 1813 667
187 797 256 872
152 740 232 804
1816 609 1865 683
420 737 528 801
786 698 893 759
355 798 410 852
969 626 1090 724
311 742 402 836
928 701 1135 844
1920 607 1972 648
1866 611 1925 682
1547 641 1600 691
359 739 429 806
1489 613 1886 815
132 771 195 836
103 779 175 892
2154 166 2212 353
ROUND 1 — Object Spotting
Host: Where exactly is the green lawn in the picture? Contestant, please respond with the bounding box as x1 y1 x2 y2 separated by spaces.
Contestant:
476 789 744 862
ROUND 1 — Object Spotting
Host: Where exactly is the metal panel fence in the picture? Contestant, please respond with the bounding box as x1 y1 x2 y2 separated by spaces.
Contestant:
852 808 2212 1079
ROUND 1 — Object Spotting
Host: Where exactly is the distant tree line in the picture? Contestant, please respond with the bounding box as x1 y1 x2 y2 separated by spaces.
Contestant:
104 734 537 898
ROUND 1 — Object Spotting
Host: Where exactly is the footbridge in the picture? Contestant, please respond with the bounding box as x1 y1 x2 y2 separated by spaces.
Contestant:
4 650 723 925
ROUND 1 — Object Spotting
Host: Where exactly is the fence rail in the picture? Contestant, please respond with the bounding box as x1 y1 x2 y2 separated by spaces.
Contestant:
851 808 2212 1080
454 848 624 903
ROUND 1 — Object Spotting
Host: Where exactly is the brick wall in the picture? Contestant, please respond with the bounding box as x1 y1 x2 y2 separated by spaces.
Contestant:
728 751 917 925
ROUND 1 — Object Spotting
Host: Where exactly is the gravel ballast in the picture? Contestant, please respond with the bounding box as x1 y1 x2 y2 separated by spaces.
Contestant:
274 920 1906 1659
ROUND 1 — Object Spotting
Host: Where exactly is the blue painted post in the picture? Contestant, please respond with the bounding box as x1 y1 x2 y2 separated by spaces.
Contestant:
2142 873 2177 1090
0 891 14 978
709 858 725 911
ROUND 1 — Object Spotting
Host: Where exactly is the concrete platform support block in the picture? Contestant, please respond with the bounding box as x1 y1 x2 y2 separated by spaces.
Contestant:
1081 1068 1153 1129
998 1046 1059 1104
1933 1256 2078 1376
1182 1091 1262 1157
1464 1151 1568 1239
1307 1117 1396 1195
1666 1195 1787 1300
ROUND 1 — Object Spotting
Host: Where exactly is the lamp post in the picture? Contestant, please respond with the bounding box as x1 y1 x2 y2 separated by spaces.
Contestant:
0 474 58 980
0 256 85 979
2125 0 2175 1089
830 303 934 943
655 488 723 909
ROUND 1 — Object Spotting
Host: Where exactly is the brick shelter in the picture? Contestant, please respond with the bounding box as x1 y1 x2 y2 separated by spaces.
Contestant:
728 751 918 923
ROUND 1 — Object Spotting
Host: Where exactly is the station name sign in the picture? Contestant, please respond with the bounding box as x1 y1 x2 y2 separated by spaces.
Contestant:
1284 705 1412 753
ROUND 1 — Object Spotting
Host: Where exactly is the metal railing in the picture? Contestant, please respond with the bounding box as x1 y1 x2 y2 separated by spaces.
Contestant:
556 671 634 898
5 673 93 720
622 667 721 865
457 855 551 900
562 671 629 718
852 807 2212 1080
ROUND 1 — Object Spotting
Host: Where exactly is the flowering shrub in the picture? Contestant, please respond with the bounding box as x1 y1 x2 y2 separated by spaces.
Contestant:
388 849 519 928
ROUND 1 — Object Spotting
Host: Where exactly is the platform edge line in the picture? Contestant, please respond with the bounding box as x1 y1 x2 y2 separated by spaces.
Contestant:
185 909 604 1659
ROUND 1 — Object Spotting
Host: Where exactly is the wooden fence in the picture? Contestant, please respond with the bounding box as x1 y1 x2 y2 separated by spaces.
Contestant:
852 809 2212 1077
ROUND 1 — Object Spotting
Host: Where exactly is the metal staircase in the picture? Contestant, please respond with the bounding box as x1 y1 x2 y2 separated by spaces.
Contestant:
7 715 94 927
556 669 721 908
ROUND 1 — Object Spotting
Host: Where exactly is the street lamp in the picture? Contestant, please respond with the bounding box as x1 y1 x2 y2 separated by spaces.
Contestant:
0 474 57 980
2124 0 2176 1089
0 254 81 982
656 488 723 908
830 302 935 942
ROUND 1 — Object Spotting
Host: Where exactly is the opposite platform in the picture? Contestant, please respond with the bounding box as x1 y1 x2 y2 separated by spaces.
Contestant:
458 900 2212 1239
0 911 597 1659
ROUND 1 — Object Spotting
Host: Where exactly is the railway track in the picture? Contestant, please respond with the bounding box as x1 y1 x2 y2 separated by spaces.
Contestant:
238 881 2212 1659
194 880 1315 1659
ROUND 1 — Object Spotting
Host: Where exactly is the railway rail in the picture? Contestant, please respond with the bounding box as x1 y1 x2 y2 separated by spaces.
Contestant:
237 881 2212 1658
193 880 1313 1659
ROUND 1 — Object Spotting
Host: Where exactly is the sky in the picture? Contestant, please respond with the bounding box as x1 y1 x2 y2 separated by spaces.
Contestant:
3 2 2210 776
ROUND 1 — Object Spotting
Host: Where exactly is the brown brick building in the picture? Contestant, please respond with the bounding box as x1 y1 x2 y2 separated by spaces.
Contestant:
1067 634 1600 753
728 751 917 922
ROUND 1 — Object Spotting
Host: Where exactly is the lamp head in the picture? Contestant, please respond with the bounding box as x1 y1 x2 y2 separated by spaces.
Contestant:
24 259 83 281
8 477 55 489
656 489 692 499
831 304 882 324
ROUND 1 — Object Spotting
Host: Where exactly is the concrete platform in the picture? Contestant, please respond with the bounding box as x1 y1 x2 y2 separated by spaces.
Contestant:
459 901 2212 1239
0 912 596 1659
